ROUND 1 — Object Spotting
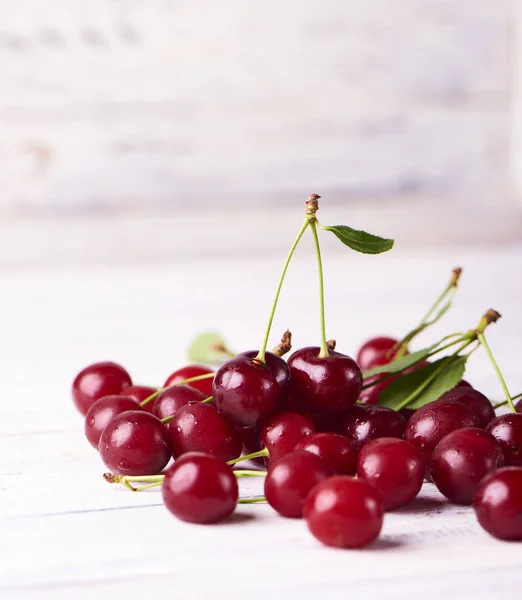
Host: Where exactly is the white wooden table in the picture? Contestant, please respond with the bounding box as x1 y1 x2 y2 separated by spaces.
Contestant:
2 242 522 599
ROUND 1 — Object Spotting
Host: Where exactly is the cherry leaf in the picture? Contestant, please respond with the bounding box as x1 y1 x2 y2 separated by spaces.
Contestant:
320 224 394 254
187 332 232 365
363 345 438 378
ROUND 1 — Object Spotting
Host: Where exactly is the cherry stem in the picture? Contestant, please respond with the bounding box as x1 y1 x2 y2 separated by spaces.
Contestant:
140 372 216 407
476 332 515 412
227 448 269 465
494 393 522 410
309 220 329 359
233 469 267 477
238 496 266 504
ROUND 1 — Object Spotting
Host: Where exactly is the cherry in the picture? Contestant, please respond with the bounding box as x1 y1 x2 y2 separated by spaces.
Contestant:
72 361 132 415
486 413 522 466
264 450 331 518
260 411 316 463
337 405 406 453
152 385 207 420
304 476 384 548
404 399 479 466
398 408 416 422
357 438 424 510
120 385 157 413
164 364 214 397
294 432 357 475
287 347 362 416
457 379 473 389
99 410 171 475
212 353 288 428
358 374 396 405
429 428 504 505
167 402 242 462
240 350 291 399
438 387 495 428
474 467 522 541
356 336 399 371
162 452 238 524
84 394 141 449
236 426 265 466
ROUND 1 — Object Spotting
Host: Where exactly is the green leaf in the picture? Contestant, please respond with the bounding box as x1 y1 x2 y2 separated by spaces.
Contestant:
187 332 232 365
407 356 467 409
320 224 394 255
363 345 438 378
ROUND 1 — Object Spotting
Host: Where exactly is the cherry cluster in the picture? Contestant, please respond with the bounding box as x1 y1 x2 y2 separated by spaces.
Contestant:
72 195 522 549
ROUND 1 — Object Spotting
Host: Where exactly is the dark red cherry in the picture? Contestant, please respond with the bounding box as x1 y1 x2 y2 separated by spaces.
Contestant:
240 350 291 399
235 426 265 466
84 394 141 449
457 379 473 389
264 450 331 518
304 476 384 548
337 404 406 453
398 408 416 422
294 432 357 475
404 399 479 465
121 385 157 413
213 354 287 428
474 466 522 541
486 413 522 466
287 347 362 417
99 410 171 475
438 387 495 428
164 364 214 397
356 336 399 371
167 402 242 462
261 411 315 463
429 428 504 505
72 361 132 415
162 452 238 524
357 438 424 510
152 385 207 420
358 374 397 405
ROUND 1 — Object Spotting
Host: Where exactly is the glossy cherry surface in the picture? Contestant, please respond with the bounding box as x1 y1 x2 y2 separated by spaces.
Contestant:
264 450 331 518
294 432 357 475
162 452 238 524
287 346 362 417
304 476 384 548
357 438 424 510
438 387 495 428
121 385 157 413
356 336 399 371
213 354 287 428
152 385 207 420
167 402 242 462
99 410 171 475
72 361 132 415
261 411 315 463
486 413 522 466
429 428 504 505
84 394 140 449
474 466 522 541
337 405 406 453
457 380 473 389
404 399 479 465
240 350 291 399
164 364 214 397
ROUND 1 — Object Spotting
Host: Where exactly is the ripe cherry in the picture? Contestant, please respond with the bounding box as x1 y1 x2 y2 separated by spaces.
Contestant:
264 450 331 518
486 413 522 466
213 353 288 428
162 452 238 524
152 385 207 420
72 361 132 415
236 426 265 466
304 476 384 548
99 410 171 475
438 387 495 428
430 428 504 505
261 411 316 463
356 336 399 371
121 385 157 413
287 347 362 416
240 350 291 399
294 432 357 475
474 466 522 541
457 380 473 389
164 364 214 397
84 394 140 449
337 405 406 453
404 399 479 466
357 438 424 510
167 402 242 462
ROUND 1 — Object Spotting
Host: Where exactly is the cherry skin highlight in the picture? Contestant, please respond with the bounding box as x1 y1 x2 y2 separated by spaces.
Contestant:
72 361 132 415
304 476 384 548
486 413 522 466
474 466 522 541
438 387 495 428
167 402 242 462
84 394 140 449
240 350 291 399
429 428 504 505
162 452 238 524
121 385 157 413
99 410 171 475
356 336 399 371
287 347 362 417
337 405 406 453
261 411 316 463
294 432 357 475
264 450 331 518
152 385 207 420
357 438 424 510
164 364 214 397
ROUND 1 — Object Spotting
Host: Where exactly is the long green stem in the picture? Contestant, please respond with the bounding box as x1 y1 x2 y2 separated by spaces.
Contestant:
140 372 216 407
255 218 310 364
238 496 266 504
227 448 269 465
234 470 267 478
477 332 515 412
309 220 329 358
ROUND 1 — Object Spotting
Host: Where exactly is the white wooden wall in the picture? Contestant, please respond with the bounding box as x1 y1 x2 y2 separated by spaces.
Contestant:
0 0 512 217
